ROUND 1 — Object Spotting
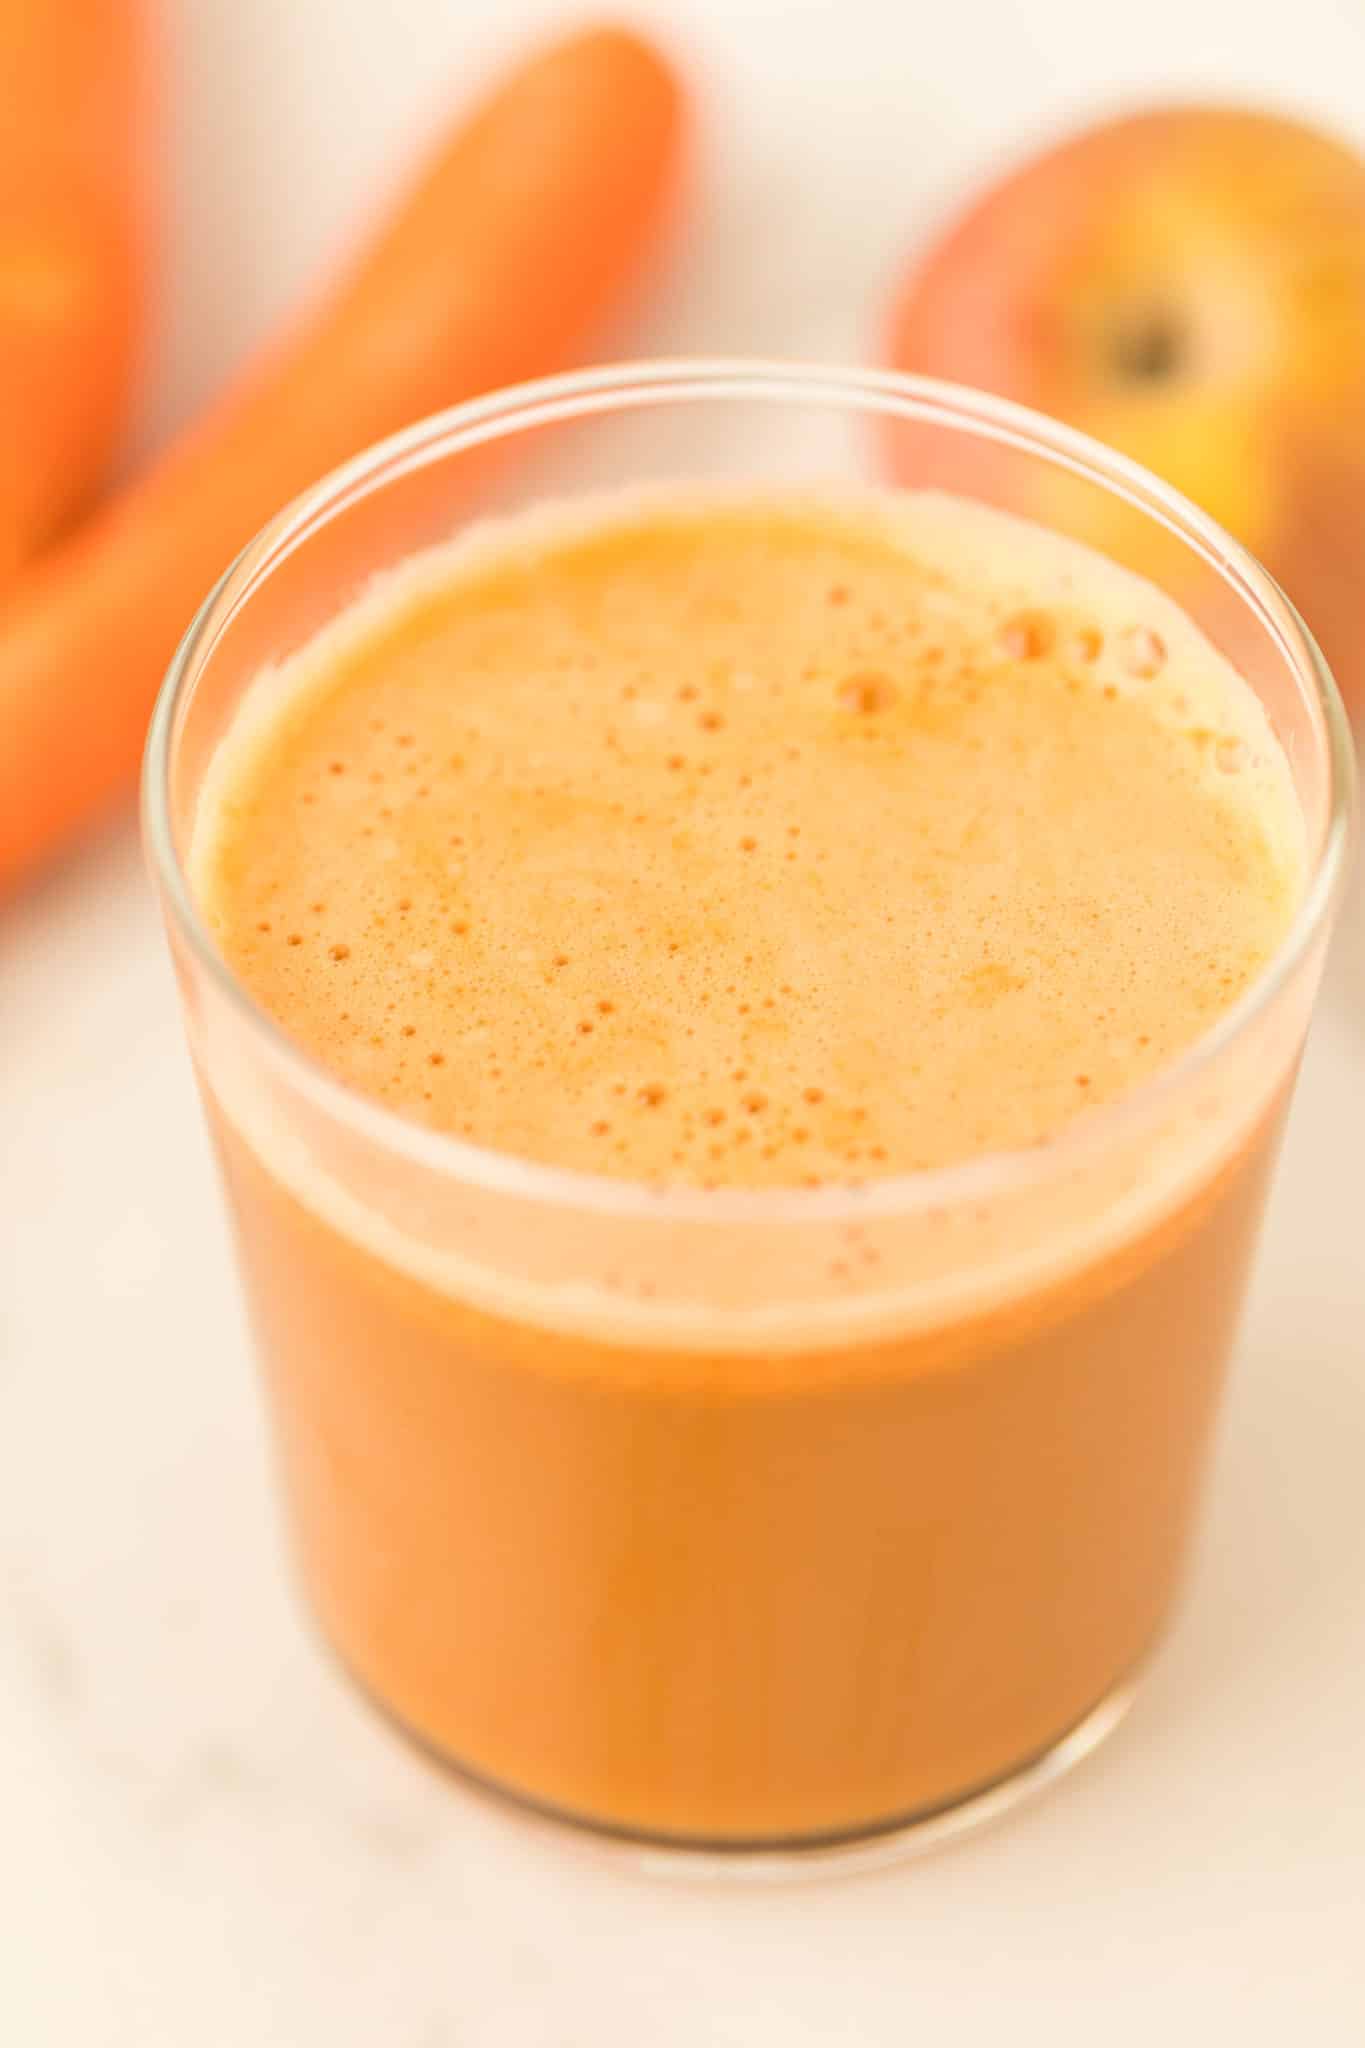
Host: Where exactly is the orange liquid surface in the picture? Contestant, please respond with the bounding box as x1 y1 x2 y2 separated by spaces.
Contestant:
192 489 1303 1841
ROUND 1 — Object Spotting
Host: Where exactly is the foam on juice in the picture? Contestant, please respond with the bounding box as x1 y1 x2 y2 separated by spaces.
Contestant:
192 484 1304 1189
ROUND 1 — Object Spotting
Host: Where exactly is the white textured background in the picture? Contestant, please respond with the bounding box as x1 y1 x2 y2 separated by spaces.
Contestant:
3 0 1365 2040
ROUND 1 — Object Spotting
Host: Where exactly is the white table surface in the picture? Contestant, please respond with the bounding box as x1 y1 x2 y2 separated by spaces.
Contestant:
4 0 1365 2040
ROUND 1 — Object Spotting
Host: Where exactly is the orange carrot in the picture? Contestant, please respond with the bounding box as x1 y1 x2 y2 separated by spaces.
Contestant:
0 23 685 894
0 0 153 582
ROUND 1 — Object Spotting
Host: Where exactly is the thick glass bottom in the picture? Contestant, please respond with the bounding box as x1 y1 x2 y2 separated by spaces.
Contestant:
334 1639 1144 1880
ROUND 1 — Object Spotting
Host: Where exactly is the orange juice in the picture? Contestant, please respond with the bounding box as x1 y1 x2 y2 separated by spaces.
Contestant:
188 487 1305 1842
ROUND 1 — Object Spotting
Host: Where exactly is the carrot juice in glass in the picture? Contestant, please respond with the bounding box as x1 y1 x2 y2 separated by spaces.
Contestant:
144 364 1352 1859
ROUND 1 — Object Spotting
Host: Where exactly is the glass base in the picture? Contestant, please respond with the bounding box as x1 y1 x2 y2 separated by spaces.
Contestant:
633 1677 1141 1882
335 1632 1143 1880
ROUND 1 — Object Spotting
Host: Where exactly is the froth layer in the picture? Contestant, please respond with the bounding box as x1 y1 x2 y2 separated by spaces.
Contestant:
192 486 1304 1192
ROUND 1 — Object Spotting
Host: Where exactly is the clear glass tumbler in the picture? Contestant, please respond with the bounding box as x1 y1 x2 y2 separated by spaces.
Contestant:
144 362 1353 1869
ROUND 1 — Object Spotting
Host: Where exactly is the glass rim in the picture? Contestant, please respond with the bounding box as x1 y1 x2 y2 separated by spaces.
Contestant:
142 357 1356 1226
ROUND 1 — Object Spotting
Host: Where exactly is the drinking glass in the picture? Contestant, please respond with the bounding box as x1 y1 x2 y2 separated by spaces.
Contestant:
144 361 1354 1869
